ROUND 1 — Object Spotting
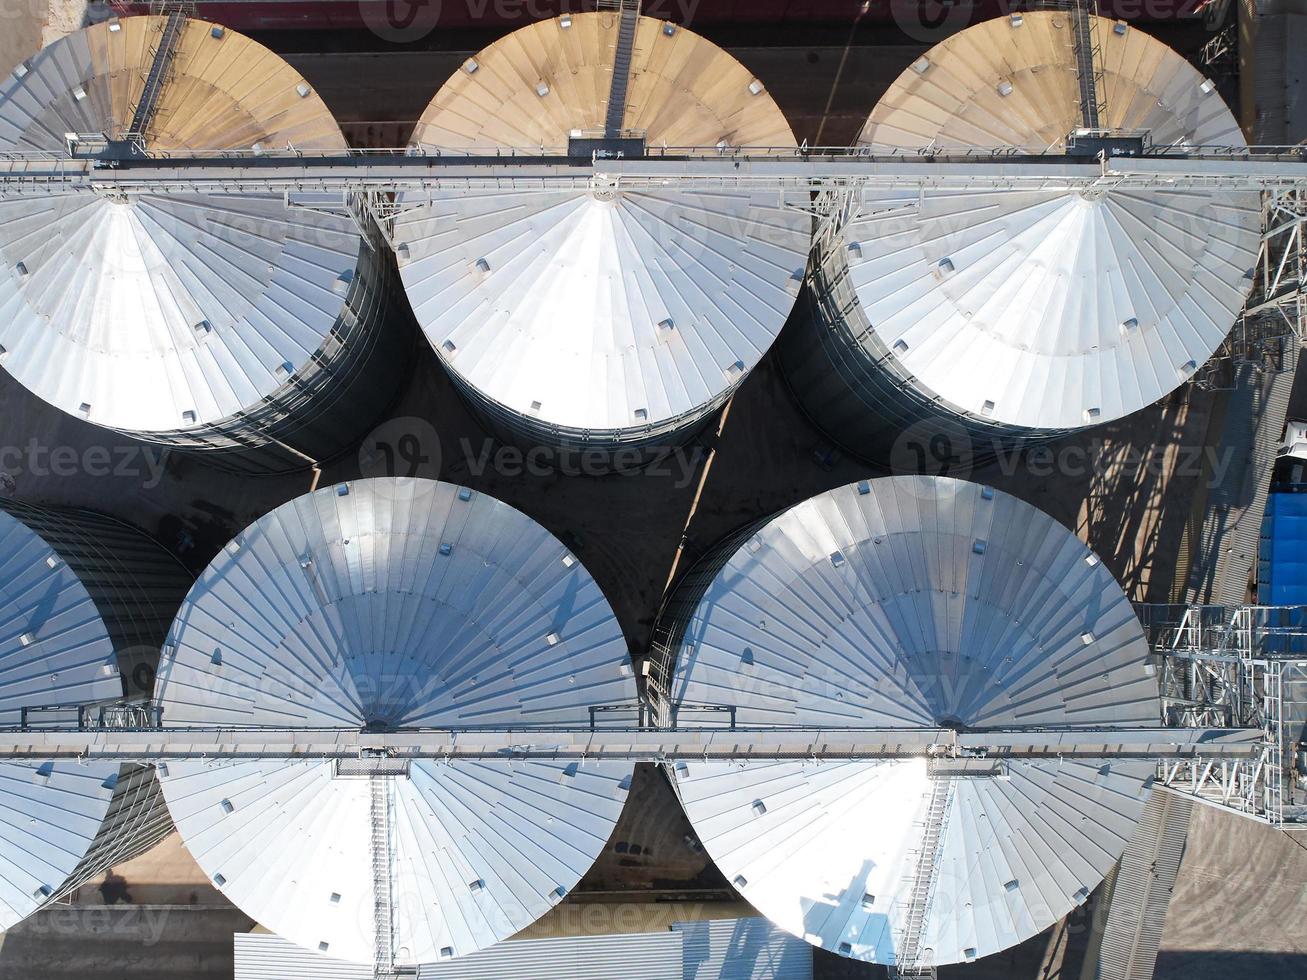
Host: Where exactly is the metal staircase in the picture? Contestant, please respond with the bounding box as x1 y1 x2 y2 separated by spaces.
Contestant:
895 777 954 975
601 0 642 138
371 774 398 980
1068 0 1107 129
124 6 190 144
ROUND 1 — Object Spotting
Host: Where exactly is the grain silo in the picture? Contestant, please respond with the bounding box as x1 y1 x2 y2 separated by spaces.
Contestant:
0 502 188 929
394 11 811 452
0 15 411 472
153 478 636 966
655 476 1160 970
783 12 1261 463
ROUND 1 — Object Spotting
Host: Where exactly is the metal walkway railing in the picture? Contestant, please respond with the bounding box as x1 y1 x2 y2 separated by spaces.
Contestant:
0 726 1262 762
124 8 188 143
603 0 642 139
895 776 954 975
1069 0 1107 129
371 774 397 979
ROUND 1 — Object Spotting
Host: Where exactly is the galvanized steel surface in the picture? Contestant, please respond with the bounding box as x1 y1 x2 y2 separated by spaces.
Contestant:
394 185 809 441
794 12 1260 450
410 14 795 152
666 477 1160 968
674 918 813 980
396 13 810 445
0 507 127 930
155 478 636 966
0 17 390 452
233 917 810 980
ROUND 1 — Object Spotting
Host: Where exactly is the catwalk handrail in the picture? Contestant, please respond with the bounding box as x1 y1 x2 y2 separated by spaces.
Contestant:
0 146 1305 194
0 725 1262 761
1 141 1297 160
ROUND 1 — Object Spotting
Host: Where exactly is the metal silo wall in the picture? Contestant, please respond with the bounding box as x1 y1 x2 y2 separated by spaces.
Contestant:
132 230 416 475
647 517 774 726
0 500 191 699
446 363 730 457
49 764 174 906
780 240 1075 466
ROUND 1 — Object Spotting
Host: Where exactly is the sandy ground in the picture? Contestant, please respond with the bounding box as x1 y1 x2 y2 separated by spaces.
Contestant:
41 0 86 46
0 0 89 76
64 833 230 908
1157 806 1307 978
0 0 47 76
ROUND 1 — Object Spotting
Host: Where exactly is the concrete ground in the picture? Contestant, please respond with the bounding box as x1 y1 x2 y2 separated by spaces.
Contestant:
0 907 255 980
63 834 231 909
1156 806 1307 980
0 1 92 76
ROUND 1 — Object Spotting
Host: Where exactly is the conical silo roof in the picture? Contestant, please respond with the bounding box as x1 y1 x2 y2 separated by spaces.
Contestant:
822 12 1260 432
0 16 372 441
154 478 636 965
394 13 811 445
0 508 127 929
666 476 1160 969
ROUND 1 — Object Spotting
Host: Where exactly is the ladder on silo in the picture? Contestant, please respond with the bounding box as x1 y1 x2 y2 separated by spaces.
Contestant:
895 776 954 974
124 6 191 144
1068 0 1108 129
600 0 643 138
371 774 398 980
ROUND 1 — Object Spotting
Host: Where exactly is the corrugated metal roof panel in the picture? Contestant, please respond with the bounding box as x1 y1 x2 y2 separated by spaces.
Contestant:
667 477 1159 969
235 934 372 980
1259 492 1307 604
396 13 809 443
237 931 683 980
236 918 812 980
416 931 683 980
675 918 813 980
1094 791 1193 980
1192 363 1297 604
158 478 636 967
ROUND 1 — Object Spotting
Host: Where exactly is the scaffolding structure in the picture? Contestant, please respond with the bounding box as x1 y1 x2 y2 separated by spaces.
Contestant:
1195 188 1307 390
1142 604 1307 825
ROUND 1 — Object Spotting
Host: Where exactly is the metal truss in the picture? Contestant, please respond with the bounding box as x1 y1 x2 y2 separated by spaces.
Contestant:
1195 189 1307 389
5 143 1299 392
0 724 1261 763
1 146 1306 198
1147 605 1307 824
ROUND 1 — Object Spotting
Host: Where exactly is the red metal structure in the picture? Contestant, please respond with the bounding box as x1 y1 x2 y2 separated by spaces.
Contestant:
109 1 1205 33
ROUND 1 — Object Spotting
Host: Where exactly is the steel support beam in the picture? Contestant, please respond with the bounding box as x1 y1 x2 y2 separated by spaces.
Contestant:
0 151 1305 197
0 726 1262 762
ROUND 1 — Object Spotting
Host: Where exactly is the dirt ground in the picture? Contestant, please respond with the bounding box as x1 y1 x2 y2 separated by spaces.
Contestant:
1157 806 1307 979
0 0 46 76
0 1 91 75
